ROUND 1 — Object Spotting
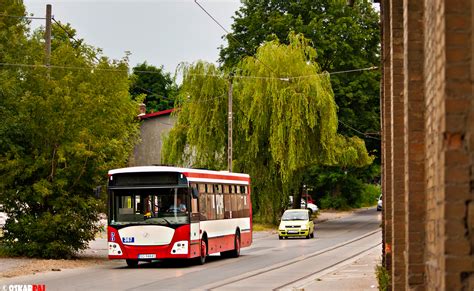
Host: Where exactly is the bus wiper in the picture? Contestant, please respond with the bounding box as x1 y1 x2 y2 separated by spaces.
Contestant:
159 217 171 226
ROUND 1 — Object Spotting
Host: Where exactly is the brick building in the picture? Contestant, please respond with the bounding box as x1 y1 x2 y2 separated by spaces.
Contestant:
381 0 473 289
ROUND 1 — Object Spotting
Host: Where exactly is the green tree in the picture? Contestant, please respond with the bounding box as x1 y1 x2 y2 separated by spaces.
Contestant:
219 1 380 154
0 2 140 258
219 0 381 207
163 35 373 222
129 62 177 113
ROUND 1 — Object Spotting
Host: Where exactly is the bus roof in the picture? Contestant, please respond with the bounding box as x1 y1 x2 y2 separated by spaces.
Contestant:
108 166 250 185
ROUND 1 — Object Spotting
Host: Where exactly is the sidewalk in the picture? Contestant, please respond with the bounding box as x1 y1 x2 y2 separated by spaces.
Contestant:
294 243 381 291
301 207 381 291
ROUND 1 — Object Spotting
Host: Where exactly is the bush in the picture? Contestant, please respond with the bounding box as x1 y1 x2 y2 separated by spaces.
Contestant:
2 195 101 259
319 195 350 210
306 164 381 210
375 264 390 291
358 183 380 208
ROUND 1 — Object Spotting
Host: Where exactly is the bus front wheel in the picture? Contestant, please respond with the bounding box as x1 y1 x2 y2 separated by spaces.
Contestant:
126 259 138 268
197 239 207 265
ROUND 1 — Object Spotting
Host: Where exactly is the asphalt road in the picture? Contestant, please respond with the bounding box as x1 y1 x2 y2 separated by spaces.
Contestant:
0 208 381 291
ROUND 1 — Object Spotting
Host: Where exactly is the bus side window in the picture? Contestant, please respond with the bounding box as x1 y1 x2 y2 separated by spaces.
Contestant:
191 196 199 214
216 194 224 219
191 197 199 222
231 193 240 218
199 194 207 221
207 193 216 220
242 193 250 217
206 184 214 193
199 184 207 221
224 193 232 219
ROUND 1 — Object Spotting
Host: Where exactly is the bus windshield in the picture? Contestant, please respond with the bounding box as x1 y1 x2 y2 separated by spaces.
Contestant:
109 187 190 226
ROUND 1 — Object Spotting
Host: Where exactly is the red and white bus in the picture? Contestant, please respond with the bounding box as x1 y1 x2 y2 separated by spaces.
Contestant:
107 166 252 267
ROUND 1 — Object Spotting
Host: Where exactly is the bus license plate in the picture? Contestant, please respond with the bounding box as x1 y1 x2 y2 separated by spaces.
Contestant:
138 254 156 259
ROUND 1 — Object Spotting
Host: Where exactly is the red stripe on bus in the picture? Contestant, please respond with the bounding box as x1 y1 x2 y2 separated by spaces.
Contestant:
183 172 250 182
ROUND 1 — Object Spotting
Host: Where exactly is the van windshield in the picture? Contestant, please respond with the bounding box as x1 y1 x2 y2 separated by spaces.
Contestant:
282 211 309 221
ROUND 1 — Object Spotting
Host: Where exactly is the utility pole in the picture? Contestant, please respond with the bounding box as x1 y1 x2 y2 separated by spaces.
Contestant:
227 76 233 172
45 4 52 74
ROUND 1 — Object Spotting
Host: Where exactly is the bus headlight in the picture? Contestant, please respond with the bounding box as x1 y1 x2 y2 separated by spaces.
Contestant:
108 242 123 256
171 241 188 255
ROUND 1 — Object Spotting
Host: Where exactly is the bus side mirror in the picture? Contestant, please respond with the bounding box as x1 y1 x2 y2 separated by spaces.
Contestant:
94 186 102 199
192 188 199 199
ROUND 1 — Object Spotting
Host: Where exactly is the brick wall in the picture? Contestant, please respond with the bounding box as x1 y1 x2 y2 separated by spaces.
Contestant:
423 0 445 289
390 0 406 289
471 5 474 288
403 0 426 289
442 0 473 288
382 0 393 275
382 0 473 289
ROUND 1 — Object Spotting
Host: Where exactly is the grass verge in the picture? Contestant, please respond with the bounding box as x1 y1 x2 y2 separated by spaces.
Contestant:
252 223 276 232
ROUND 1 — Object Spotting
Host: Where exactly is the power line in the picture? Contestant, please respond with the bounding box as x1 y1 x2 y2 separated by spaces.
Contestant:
0 61 378 79
187 66 379 80
0 62 128 73
179 94 226 104
133 85 161 96
2 12 171 98
52 18 102 65
338 119 381 140
193 0 278 76
51 17 103 62
0 13 46 20
174 98 380 143
326 66 379 75
193 0 231 35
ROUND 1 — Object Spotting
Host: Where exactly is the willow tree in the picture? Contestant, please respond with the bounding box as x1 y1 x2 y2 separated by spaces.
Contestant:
161 62 228 169
162 34 373 222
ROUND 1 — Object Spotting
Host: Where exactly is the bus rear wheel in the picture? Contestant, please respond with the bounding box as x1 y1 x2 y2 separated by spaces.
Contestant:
126 259 138 268
229 232 240 258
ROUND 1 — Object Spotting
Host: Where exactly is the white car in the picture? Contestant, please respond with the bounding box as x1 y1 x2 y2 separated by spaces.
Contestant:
377 195 383 211
0 211 7 227
289 197 319 214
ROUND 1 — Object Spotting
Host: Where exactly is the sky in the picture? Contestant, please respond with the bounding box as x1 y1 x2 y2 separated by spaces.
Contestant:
23 0 242 75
